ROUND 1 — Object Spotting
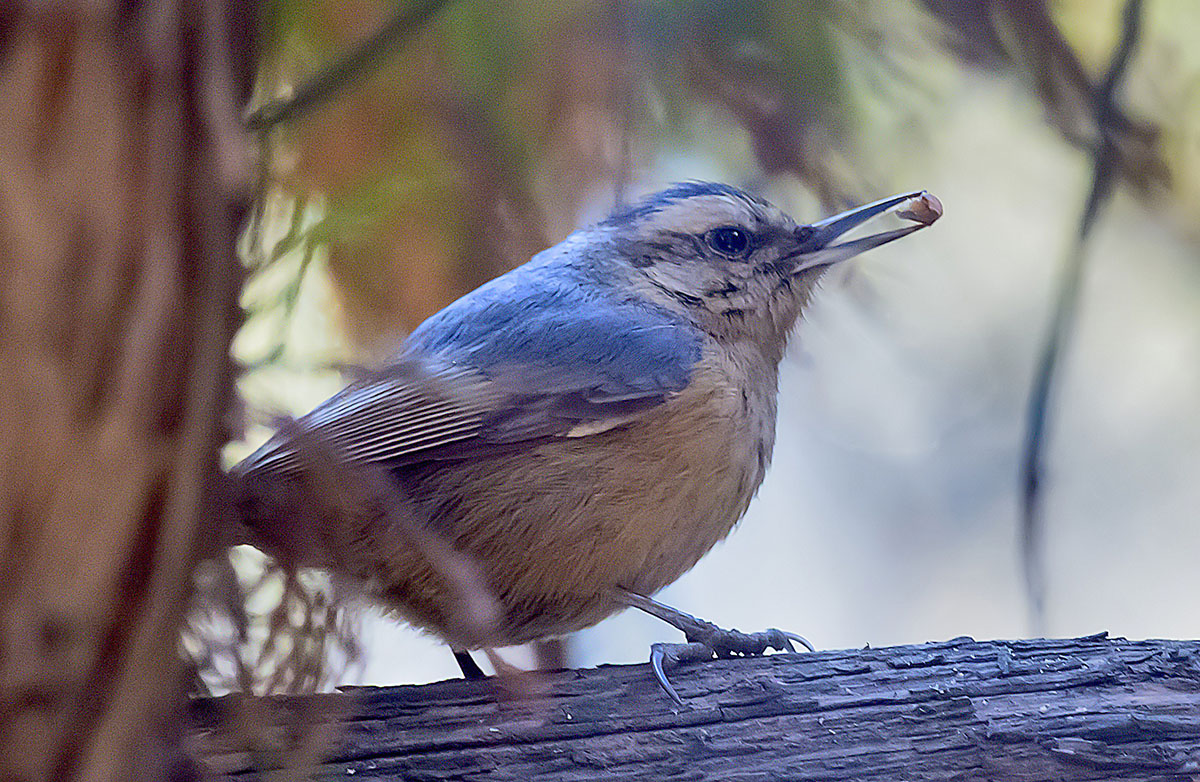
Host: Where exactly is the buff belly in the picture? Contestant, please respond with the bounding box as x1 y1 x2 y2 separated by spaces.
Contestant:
375 382 773 648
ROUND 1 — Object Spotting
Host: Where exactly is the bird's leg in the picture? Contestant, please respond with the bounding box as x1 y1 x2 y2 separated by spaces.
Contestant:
452 648 487 680
451 647 548 705
614 588 814 704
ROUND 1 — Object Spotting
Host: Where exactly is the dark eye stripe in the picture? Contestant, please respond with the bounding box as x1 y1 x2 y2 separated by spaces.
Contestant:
706 281 742 298
647 278 705 308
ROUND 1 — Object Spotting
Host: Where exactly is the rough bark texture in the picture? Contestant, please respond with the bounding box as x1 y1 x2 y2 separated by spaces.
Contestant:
194 635 1200 781
0 1 254 779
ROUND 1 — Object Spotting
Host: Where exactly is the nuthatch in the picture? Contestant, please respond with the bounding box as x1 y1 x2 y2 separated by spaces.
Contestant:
234 182 942 702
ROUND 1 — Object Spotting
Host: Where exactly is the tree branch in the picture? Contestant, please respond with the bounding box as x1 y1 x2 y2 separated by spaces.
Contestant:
245 0 454 131
193 635 1200 780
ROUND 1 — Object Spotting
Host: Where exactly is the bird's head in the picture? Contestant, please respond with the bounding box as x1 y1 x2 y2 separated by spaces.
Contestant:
598 182 941 353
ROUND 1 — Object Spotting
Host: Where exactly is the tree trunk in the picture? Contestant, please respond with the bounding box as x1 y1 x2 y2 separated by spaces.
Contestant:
194 635 1200 781
0 1 254 779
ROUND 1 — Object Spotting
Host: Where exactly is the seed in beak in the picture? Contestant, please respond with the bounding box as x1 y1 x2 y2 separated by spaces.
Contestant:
896 191 943 226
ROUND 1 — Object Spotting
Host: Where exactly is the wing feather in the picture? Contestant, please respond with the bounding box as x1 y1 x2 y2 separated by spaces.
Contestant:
236 260 704 478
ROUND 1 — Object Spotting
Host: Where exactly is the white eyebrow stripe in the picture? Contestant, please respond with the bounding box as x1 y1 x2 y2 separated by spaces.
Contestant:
639 194 764 236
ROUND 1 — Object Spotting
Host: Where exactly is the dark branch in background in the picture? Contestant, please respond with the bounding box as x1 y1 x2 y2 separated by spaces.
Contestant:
687 41 848 212
243 131 272 269
1019 0 1144 633
919 0 1166 193
244 0 454 130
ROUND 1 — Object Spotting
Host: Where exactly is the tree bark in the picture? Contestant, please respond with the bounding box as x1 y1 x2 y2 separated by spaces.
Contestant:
0 2 254 779
194 635 1200 781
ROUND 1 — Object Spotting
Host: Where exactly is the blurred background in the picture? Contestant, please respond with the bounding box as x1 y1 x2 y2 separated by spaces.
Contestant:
227 0 1200 687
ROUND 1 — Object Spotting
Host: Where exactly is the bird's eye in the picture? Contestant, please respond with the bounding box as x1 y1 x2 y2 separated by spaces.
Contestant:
705 226 752 258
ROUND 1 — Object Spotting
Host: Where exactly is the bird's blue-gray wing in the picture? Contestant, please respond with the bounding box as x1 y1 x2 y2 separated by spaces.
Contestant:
237 269 702 475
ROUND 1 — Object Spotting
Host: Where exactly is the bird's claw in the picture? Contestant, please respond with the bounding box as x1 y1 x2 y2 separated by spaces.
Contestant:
650 641 715 705
784 630 816 653
614 589 814 704
649 626 814 705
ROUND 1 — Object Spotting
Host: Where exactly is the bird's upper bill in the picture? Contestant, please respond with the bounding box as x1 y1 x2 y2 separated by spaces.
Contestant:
796 191 943 271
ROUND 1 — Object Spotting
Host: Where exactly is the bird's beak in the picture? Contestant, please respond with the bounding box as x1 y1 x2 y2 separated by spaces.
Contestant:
793 191 942 273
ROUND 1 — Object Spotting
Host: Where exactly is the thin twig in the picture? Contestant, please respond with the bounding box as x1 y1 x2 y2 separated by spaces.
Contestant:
245 0 455 131
243 131 272 269
1019 0 1143 633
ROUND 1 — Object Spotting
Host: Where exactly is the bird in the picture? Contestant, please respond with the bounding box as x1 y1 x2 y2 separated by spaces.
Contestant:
232 181 942 702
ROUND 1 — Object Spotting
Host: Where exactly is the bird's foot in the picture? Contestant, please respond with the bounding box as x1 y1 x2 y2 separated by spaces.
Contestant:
615 588 813 705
